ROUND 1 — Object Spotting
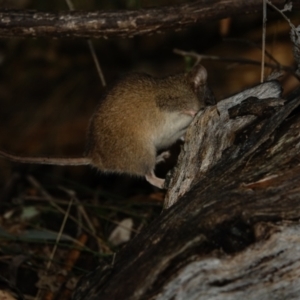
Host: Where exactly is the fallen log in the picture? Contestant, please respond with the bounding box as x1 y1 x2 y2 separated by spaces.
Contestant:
73 78 300 300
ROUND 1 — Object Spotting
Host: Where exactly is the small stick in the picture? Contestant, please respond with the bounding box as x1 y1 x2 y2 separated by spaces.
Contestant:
261 0 267 83
173 48 299 80
223 38 281 66
26 176 110 252
65 0 106 87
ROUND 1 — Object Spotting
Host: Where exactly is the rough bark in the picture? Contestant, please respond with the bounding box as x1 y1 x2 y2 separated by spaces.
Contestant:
0 0 296 39
72 80 300 299
164 81 283 208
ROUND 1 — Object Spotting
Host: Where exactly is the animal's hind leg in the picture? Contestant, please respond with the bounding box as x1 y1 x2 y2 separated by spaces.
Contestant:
145 171 165 189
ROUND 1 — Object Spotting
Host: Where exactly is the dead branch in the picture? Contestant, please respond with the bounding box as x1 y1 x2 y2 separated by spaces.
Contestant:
0 0 295 39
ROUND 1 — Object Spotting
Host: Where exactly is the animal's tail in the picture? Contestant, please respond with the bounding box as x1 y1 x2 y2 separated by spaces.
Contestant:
0 150 91 166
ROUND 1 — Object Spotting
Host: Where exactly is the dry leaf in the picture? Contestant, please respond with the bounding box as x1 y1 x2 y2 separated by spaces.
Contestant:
108 218 133 246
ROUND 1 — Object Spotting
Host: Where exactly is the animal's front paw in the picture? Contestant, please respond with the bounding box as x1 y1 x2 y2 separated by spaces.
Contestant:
156 151 171 164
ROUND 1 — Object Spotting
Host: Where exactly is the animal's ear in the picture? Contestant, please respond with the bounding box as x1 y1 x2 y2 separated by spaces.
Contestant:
188 64 207 92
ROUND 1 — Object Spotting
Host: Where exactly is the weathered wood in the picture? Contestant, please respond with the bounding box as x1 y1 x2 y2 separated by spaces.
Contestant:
154 223 300 300
165 81 282 208
0 0 294 39
73 82 300 300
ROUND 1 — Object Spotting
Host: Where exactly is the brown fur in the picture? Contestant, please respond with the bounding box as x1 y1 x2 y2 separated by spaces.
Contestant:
0 64 214 188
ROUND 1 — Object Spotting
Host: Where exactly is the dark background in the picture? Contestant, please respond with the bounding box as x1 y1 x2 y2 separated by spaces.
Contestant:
0 1 297 193
0 1 298 298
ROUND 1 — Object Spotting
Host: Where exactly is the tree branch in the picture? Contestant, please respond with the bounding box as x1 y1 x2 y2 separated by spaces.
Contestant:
0 0 294 39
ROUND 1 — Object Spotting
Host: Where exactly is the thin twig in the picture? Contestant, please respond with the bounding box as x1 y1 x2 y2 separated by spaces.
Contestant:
26 176 110 253
266 0 296 30
35 194 74 300
266 0 300 77
87 40 106 87
261 0 267 82
173 48 299 80
65 0 106 87
46 196 74 271
224 38 280 66
59 186 108 253
65 0 74 10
